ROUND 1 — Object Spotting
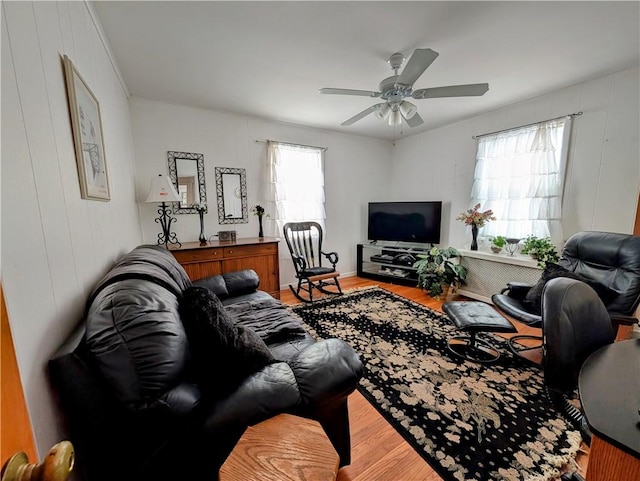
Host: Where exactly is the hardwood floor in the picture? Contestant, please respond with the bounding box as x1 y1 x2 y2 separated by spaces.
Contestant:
280 276 590 481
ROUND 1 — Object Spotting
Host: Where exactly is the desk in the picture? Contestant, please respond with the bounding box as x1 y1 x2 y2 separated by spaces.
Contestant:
579 339 640 480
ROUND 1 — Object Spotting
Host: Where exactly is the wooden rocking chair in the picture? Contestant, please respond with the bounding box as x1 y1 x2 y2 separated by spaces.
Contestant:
283 222 343 303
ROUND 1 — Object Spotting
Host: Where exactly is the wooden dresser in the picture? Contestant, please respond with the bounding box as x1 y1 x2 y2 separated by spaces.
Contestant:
170 237 281 299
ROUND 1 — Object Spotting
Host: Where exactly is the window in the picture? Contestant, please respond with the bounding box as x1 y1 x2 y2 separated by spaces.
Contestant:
471 118 571 245
265 141 325 236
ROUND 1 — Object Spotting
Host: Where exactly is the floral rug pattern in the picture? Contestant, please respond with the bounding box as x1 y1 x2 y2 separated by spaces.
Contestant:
291 287 580 481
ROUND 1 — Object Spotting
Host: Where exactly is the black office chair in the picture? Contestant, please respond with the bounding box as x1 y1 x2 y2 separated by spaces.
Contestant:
542 277 616 481
283 221 342 303
492 231 640 358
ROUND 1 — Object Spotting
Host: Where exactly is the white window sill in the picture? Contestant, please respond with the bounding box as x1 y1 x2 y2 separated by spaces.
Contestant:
457 248 541 269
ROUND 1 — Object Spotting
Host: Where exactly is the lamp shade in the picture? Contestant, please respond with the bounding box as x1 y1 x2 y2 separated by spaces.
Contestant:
374 103 391 121
388 109 402 126
145 174 181 203
399 101 418 120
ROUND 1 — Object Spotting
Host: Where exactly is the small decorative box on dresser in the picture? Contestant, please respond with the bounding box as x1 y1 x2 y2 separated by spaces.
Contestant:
170 237 281 299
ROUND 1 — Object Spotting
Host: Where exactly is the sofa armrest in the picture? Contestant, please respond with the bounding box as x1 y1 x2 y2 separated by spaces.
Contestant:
144 382 202 418
288 339 363 407
193 269 259 300
222 269 260 296
193 274 229 298
203 362 302 428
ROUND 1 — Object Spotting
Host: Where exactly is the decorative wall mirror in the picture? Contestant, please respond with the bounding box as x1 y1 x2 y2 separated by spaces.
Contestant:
167 151 206 214
215 167 248 224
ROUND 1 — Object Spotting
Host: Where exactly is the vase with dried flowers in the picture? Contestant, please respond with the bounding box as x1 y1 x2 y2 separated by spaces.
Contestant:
252 204 269 238
193 203 208 245
456 203 496 250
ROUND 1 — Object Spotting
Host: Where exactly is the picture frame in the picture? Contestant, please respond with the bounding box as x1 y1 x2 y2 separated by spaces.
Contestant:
63 55 110 201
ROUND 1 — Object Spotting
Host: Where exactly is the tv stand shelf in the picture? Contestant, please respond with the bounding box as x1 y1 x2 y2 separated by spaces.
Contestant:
357 243 426 286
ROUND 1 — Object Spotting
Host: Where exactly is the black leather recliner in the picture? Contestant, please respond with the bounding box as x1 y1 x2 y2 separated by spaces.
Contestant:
492 231 640 356
49 245 363 481
541 277 615 481
542 277 615 396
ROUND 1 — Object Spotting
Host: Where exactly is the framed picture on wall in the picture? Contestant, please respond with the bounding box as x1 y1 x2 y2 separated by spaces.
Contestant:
63 55 110 201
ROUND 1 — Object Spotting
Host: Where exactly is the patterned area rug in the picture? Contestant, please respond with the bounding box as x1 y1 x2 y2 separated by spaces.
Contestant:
291 287 580 481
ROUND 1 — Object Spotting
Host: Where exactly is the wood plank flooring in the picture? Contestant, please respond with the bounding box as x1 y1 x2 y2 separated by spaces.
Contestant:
279 276 590 481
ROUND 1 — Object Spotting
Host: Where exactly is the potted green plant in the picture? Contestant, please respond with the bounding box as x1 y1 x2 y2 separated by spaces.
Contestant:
413 246 468 299
521 235 559 268
490 236 506 253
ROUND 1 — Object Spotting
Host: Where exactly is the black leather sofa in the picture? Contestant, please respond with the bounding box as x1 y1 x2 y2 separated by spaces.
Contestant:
49 245 363 481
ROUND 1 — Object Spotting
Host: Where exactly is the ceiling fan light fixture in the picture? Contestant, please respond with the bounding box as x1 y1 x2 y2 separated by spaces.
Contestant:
374 103 391 121
399 101 418 120
388 110 402 126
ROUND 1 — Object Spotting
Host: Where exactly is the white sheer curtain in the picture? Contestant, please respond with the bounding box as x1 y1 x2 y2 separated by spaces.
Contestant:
265 141 325 237
471 118 572 246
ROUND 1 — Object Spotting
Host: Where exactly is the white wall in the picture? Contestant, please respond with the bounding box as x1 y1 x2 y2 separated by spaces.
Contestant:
1 1 141 455
130 97 392 285
390 67 640 249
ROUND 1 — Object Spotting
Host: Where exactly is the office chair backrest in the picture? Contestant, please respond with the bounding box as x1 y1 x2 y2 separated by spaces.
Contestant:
559 231 640 315
542 277 615 393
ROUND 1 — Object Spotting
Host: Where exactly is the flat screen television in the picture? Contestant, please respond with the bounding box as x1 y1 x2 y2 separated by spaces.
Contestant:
368 201 442 244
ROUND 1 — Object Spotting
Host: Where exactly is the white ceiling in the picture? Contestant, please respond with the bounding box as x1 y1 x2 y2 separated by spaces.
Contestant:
94 1 640 141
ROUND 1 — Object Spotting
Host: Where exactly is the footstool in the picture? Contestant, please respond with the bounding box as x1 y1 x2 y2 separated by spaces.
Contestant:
442 301 517 363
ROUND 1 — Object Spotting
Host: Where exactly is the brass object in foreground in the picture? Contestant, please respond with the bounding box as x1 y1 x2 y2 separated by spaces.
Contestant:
1 441 74 481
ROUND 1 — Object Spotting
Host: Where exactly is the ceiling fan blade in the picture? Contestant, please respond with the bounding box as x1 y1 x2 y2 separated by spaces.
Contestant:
320 88 380 97
403 111 424 128
341 103 385 126
397 48 439 86
412 83 489 99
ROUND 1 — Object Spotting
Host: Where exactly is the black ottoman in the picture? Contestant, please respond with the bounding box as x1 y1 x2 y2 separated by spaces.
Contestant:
442 301 517 362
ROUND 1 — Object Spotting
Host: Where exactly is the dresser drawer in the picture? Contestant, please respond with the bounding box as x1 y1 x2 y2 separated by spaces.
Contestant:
172 248 223 264
223 244 277 258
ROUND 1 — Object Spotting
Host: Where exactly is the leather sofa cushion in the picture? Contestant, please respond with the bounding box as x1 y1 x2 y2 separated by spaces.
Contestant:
225 297 307 344
180 287 275 398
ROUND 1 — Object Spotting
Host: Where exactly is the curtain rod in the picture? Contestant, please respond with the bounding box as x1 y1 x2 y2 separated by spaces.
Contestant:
472 111 583 140
254 139 328 152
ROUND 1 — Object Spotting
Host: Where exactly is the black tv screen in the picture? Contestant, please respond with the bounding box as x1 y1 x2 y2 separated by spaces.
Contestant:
368 201 442 244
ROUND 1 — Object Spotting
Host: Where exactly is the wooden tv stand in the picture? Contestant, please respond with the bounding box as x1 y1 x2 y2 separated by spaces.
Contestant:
170 237 281 299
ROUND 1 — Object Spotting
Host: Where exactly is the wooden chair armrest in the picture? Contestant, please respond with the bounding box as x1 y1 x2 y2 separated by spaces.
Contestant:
291 254 307 272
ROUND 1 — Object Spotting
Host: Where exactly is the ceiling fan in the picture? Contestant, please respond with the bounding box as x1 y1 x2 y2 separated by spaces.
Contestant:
320 48 489 128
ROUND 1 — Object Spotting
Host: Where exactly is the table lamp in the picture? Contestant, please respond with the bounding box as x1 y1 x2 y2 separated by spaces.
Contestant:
145 174 181 248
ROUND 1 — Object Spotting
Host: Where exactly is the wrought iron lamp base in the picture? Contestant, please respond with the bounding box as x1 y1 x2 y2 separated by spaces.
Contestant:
154 201 181 248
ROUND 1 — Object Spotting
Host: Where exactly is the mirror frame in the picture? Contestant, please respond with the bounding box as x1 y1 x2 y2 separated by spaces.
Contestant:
215 167 248 224
167 151 207 214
